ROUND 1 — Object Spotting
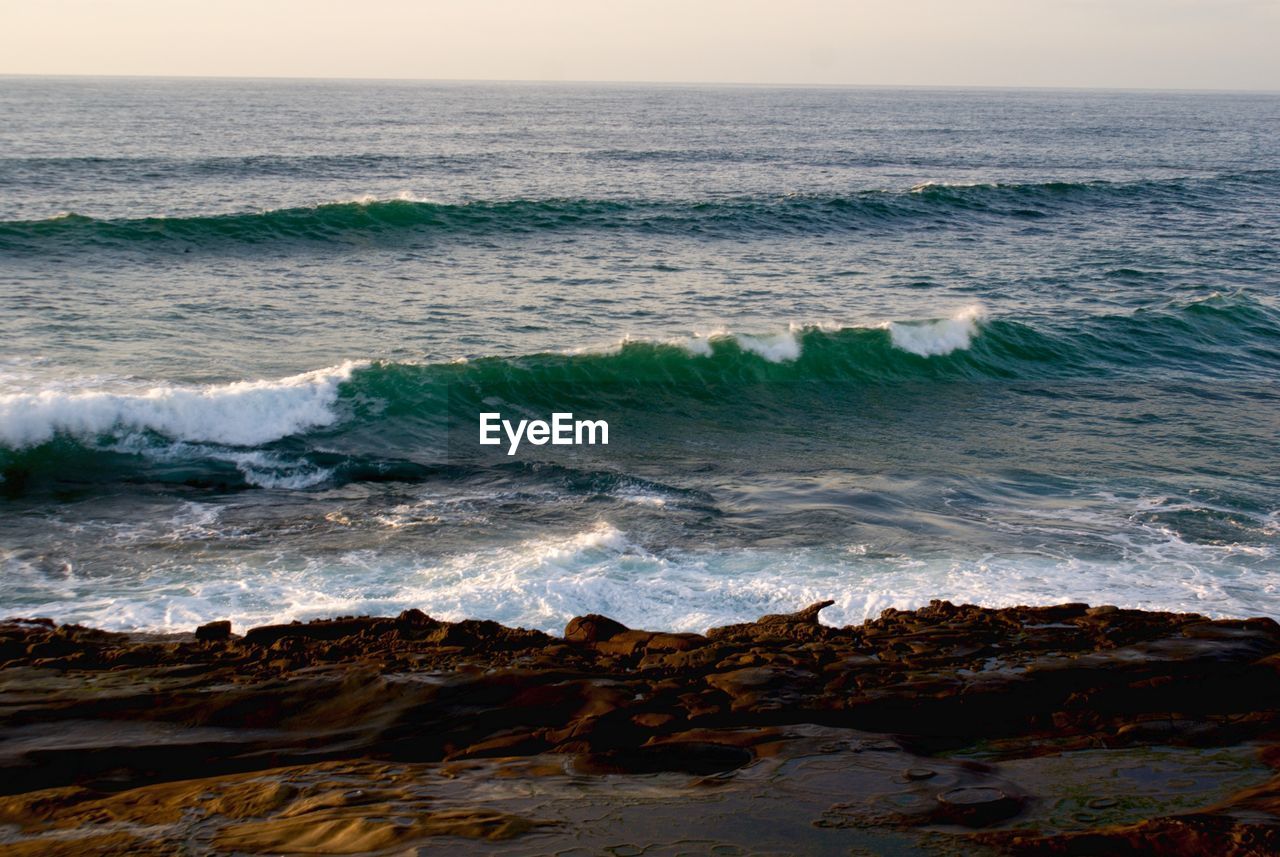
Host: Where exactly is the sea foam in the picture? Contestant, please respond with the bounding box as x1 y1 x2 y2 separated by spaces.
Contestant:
675 312 983 363
733 329 803 362
13 518 1276 634
885 305 986 357
0 362 361 449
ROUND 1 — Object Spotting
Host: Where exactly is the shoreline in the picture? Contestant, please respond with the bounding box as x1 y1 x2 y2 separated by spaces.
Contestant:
7 597 1277 646
2 599 1279 854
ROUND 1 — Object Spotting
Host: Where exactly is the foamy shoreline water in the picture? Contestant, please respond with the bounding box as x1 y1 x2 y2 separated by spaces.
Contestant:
7 516 1275 635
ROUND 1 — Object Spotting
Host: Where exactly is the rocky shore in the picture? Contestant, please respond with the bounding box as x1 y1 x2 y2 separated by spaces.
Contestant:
1 600 1278 855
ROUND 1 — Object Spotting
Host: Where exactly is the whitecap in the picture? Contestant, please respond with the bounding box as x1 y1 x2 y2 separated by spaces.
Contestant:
734 329 802 362
886 305 986 357
0 361 363 449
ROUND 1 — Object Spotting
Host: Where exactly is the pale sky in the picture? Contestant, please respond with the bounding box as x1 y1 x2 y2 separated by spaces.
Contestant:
2 0 1278 90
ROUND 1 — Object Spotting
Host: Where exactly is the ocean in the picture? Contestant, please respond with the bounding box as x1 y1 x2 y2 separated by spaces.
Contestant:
1 77 1278 633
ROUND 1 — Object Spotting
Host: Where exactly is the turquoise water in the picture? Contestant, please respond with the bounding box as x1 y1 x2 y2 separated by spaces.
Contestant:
1 79 1278 631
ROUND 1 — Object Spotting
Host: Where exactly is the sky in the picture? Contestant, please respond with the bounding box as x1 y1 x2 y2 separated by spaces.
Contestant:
1 0 1277 91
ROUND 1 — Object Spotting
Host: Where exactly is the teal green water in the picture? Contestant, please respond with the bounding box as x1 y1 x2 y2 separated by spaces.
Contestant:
5 174 1269 250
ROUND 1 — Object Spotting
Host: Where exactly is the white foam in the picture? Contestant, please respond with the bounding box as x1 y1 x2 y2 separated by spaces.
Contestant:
910 180 990 193
676 337 715 358
614 489 669 507
97 433 336 489
0 362 362 449
886 305 986 357
209 450 333 490
73 501 227 546
648 312 986 363
990 493 1277 566
734 329 802 362
573 327 804 362
341 191 440 206
499 312 991 366
15 515 1278 634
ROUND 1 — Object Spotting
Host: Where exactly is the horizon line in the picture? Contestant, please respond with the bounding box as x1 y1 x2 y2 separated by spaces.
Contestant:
2 72 1278 96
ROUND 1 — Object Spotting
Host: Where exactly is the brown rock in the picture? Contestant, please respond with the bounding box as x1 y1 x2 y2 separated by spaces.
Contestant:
594 630 656 657
3 599 1280 855
195 621 231 642
243 616 386 647
564 614 629 644
645 632 704 653
934 786 1022 827
706 600 837 642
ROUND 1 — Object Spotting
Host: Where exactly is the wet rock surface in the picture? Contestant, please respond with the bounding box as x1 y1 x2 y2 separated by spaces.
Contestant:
0 600 1278 854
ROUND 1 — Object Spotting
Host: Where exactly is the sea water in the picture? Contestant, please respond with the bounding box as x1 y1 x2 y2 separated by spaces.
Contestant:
1 78 1277 631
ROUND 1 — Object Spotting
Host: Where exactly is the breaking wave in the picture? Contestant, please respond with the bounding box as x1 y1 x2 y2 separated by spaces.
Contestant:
2 295 1278 491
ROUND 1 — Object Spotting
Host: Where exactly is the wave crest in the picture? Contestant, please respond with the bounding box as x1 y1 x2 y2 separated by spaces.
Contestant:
3 295 1278 492
0 362 360 449
886 306 986 357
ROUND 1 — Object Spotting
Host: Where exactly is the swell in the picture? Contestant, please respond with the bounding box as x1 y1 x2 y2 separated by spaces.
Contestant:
2 171 1275 252
0 153 473 181
2 295 1278 492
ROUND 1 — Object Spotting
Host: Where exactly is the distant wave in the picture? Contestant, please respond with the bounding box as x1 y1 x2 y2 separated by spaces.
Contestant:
2 171 1275 252
0 153 467 180
2 295 1278 491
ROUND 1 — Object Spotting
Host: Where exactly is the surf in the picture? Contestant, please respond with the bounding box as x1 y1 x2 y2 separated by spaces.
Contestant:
3 295 1278 492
